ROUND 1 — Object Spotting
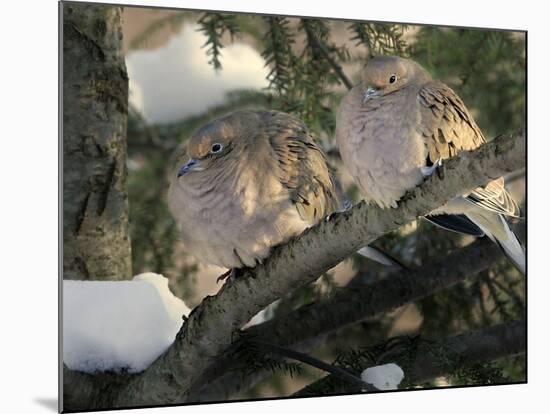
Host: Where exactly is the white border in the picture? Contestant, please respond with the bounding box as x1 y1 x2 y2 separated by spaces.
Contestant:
3 0 548 413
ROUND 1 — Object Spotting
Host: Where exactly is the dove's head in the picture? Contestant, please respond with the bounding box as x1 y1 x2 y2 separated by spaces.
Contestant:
175 111 259 179
361 56 431 100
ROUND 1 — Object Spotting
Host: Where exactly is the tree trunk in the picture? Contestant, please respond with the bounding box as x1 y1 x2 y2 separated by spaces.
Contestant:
62 2 131 281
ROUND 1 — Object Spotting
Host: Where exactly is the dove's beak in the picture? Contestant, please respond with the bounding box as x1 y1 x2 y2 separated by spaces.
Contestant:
363 86 379 102
177 159 201 177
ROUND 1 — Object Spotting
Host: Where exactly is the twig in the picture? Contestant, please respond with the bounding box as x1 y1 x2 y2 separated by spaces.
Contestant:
490 274 525 314
505 168 525 185
293 320 525 396
63 131 526 410
303 23 354 90
249 340 376 391
187 234 522 402
483 273 512 319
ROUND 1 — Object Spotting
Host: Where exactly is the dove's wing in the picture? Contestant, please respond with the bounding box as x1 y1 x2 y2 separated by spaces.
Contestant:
424 214 485 236
417 81 520 219
417 81 485 161
466 177 521 218
265 111 340 224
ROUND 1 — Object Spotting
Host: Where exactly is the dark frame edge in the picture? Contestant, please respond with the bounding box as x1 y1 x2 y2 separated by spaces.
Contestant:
58 1 64 413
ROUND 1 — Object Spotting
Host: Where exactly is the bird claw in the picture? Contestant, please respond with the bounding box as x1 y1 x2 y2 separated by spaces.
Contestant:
217 268 234 284
325 212 337 222
216 268 240 284
420 158 443 177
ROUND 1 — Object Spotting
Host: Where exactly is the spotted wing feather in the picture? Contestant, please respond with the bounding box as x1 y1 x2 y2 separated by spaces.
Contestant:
265 111 340 223
418 82 519 219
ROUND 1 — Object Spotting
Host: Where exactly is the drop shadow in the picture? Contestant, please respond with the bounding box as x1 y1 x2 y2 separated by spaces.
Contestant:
34 397 58 412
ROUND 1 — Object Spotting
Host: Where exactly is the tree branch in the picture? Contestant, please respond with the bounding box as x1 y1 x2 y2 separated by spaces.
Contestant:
63 131 525 410
302 22 354 90
293 320 526 396
187 233 517 402
249 340 376 391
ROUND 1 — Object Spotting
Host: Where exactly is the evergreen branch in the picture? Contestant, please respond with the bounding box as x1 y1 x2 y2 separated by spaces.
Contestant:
197 12 239 70
186 233 517 402
298 19 347 131
261 16 297 96
293 320 525 396
349 22 408 55
63 131 525 410
302 21 353 90
249 340 376 391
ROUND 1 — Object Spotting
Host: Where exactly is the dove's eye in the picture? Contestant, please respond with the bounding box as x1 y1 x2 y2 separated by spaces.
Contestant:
210 143 223 153
389 74 397 84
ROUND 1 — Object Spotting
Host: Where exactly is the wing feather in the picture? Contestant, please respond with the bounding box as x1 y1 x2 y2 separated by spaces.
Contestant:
418 81 485 163
466 178 521 218
264 111 340 223
418 82 519 218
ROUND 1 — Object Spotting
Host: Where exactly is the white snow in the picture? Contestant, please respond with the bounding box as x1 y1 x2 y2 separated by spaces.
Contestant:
63 273 190 373
244 299 280 328
361 363 405 391
126 23 269 124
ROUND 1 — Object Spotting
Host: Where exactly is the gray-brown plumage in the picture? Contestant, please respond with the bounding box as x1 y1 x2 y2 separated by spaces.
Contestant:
336 55 524 273
169 110 402 273
168 110 337 269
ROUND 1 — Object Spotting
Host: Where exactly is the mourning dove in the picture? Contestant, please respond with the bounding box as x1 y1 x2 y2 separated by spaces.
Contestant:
336 55 525 274
168 110 402 278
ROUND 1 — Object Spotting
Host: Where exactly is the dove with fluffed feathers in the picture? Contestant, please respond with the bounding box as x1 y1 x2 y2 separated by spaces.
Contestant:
168 110 402 275
336 55 525 274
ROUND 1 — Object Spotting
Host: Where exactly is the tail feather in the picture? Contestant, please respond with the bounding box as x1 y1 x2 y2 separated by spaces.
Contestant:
336 194 408 271
467 212 525 275
357 245 409 271
494 215 526 275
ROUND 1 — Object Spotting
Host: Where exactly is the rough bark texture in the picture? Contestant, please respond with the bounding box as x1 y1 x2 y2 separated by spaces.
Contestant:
187 236 507 401
62 130 525 411
293 320 526 396
62 2 131 281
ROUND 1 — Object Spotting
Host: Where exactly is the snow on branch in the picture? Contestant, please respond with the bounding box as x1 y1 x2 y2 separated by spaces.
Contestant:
63 131 525 410
361 363 405 391
187 236 510 402
293 320 525 396
63 273 190 373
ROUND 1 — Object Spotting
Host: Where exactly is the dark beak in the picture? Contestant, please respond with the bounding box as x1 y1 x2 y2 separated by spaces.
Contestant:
363 86 379 102
177 159 199 177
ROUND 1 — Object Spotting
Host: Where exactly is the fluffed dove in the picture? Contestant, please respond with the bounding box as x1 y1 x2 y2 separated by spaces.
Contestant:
336 55 525 274
168 110 402 279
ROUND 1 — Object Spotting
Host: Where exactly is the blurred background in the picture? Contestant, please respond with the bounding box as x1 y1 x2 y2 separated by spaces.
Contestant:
122 6 526 398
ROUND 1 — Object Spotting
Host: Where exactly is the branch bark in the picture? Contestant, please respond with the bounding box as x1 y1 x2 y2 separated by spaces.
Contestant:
61 2 132 411
62 2 131 281
187 233 518 402
63 130 525 410
293 320 526 396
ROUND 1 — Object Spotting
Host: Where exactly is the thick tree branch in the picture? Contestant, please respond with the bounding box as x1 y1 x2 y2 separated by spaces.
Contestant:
63 131 525 410
187 234 516 402
293 320 526 396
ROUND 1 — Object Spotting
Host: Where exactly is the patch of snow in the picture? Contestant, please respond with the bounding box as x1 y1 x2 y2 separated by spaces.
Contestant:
63 273 190 374
126 23 269 124
244 300 280 328
361 363 404 391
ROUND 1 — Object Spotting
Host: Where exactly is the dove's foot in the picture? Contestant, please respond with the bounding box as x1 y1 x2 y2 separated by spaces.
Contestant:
325 212 338 222
421 158 443 177
217 268 241 284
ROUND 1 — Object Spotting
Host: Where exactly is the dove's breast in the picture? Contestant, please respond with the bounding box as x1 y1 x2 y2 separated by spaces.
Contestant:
168 162 308 269
337 88 427 208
